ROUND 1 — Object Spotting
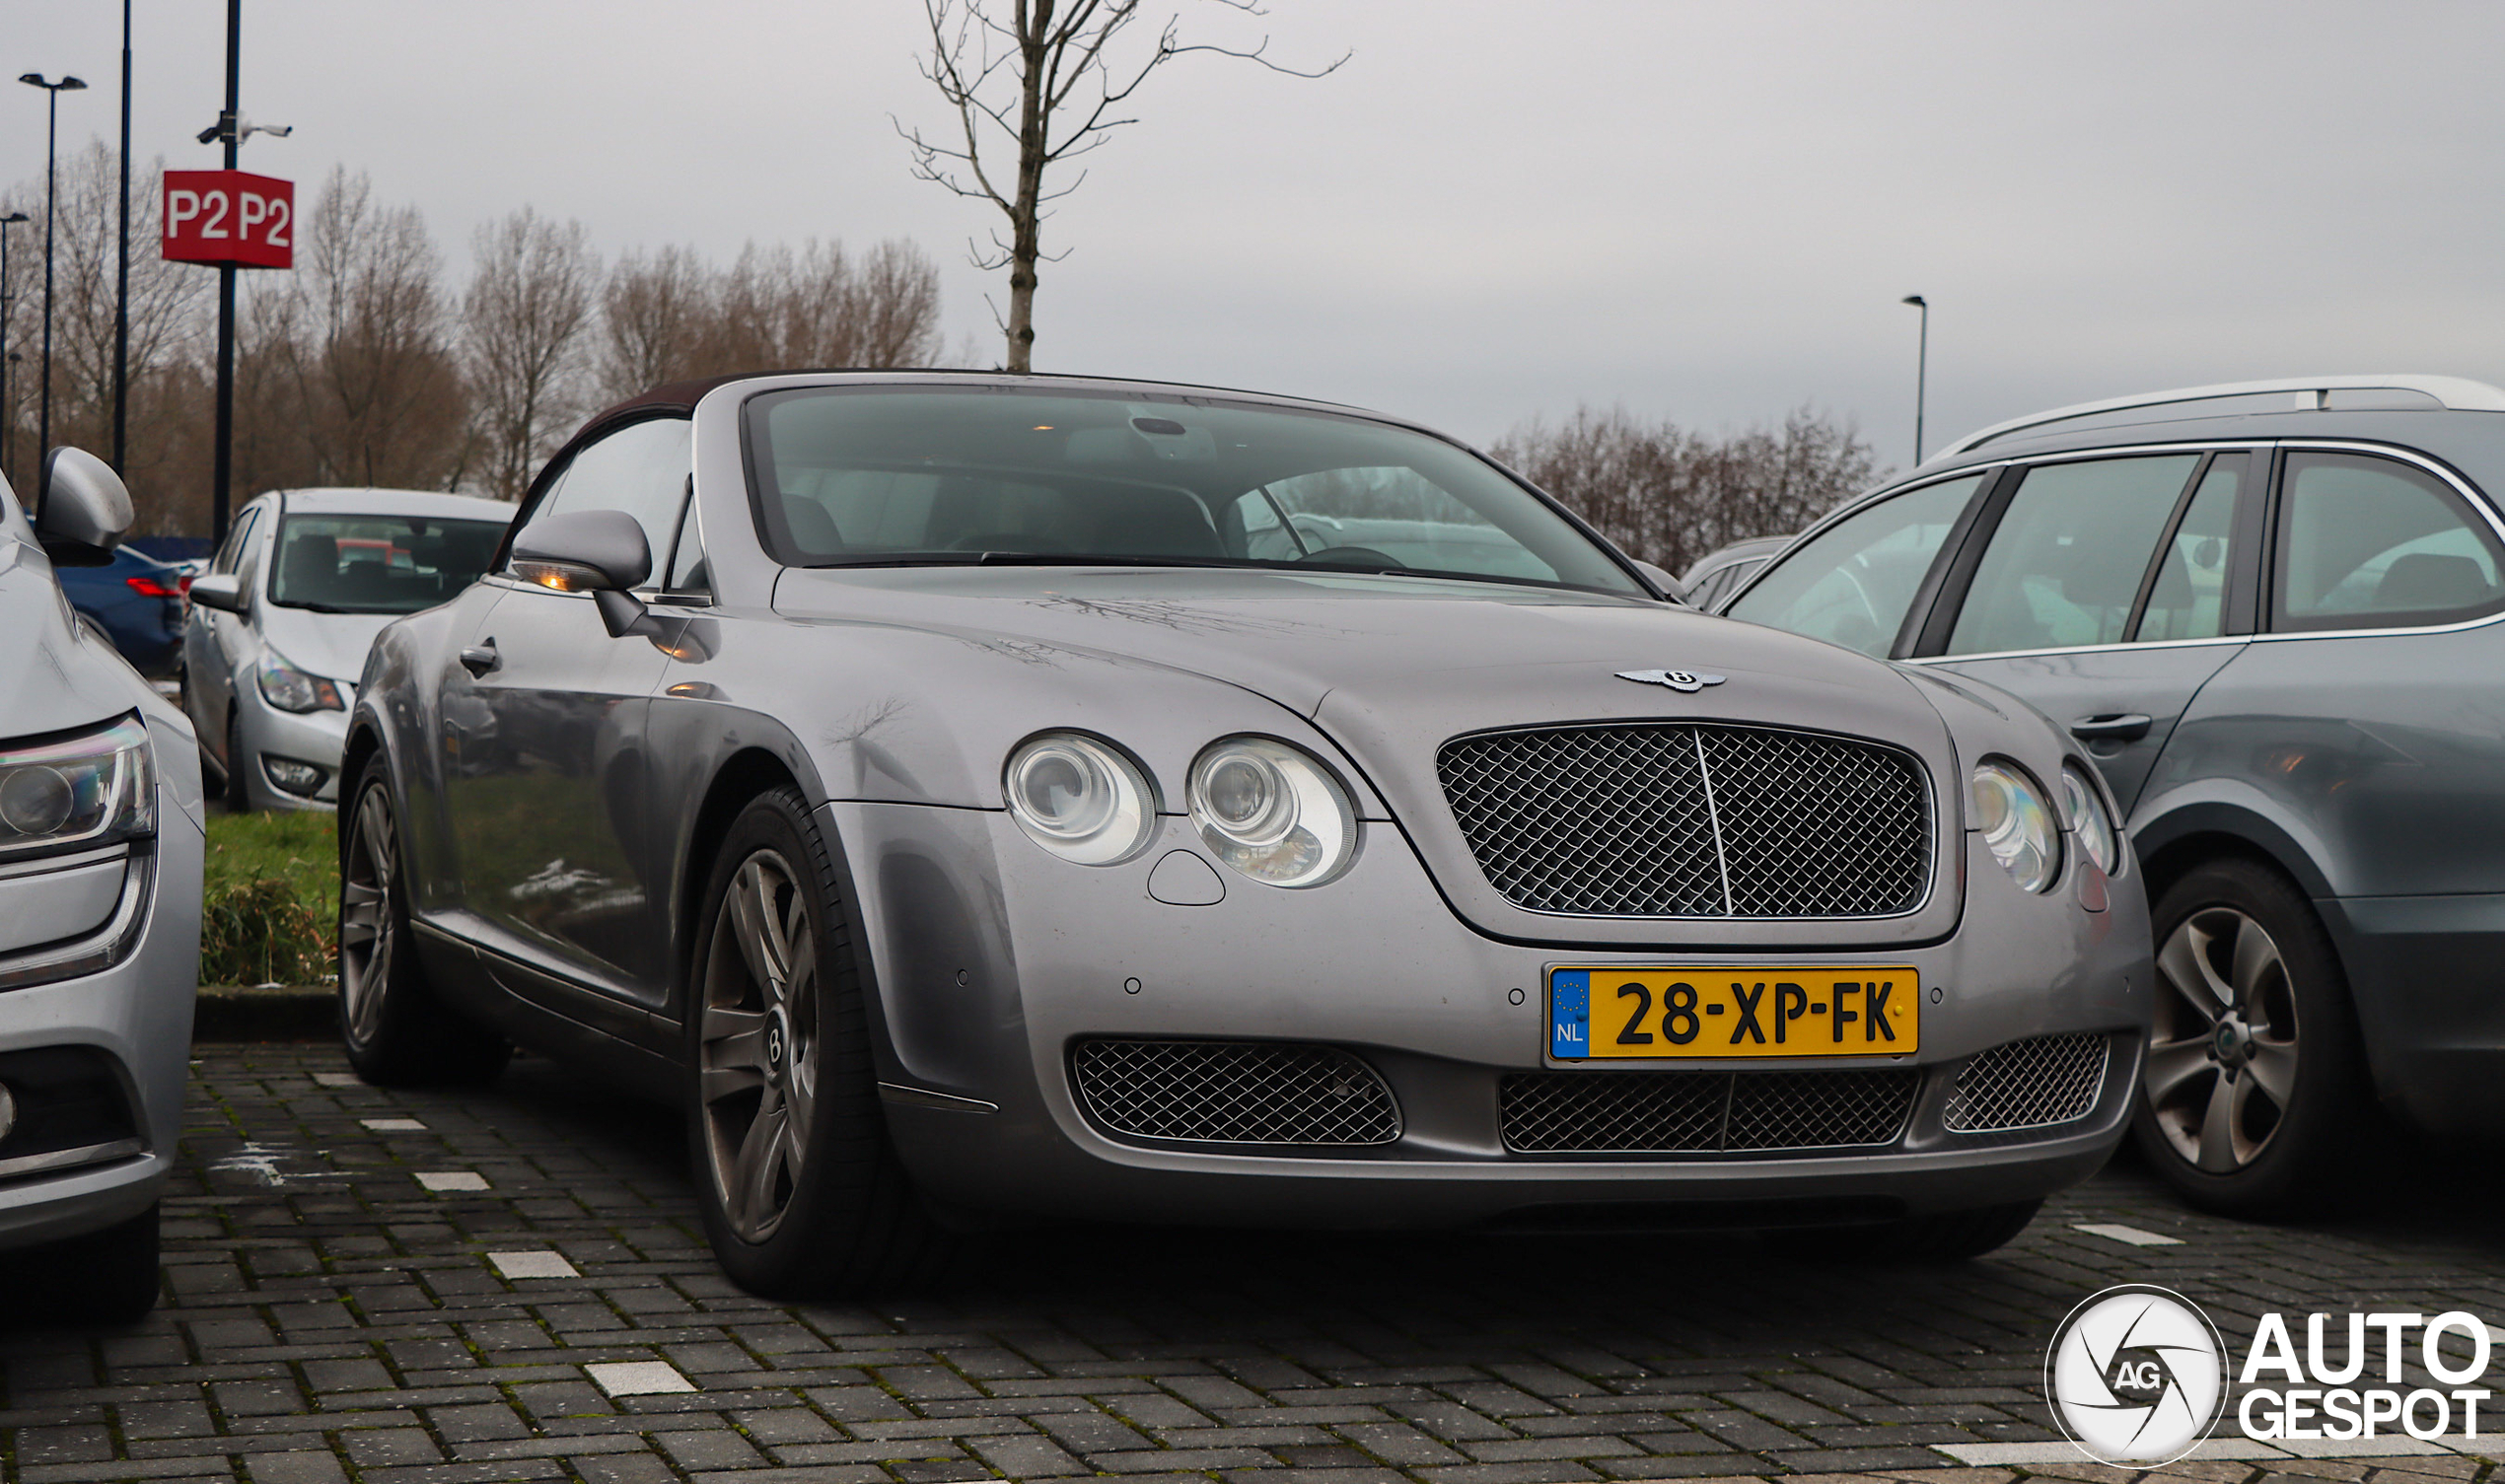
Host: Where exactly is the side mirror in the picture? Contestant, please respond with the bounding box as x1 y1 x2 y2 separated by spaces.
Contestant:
509 510 657 639
190 572 246 614
35 448 134 568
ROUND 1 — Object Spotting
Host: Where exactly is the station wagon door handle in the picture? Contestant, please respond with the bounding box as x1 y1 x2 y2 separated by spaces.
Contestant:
2069 712 2152 742
459 642 500 676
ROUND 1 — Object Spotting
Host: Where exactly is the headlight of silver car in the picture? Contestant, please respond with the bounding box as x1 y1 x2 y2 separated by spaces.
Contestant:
255 651 343 713
1970 760 2059 892
1188 737 1358 887
2059 764 2121 878
0 714 155 860
1004 733 1157 865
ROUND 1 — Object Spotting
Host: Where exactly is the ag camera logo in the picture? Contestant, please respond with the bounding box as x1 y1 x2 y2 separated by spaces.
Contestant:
2045 1285 2227 1464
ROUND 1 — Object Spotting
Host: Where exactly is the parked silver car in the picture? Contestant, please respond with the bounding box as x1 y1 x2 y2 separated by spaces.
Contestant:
1724 375 2505 1215
343 372 2149 1294
184 488 512 812
0 449 205 1319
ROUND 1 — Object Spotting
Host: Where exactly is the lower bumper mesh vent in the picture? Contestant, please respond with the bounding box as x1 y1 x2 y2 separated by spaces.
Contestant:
1501 1068 1918 1155
1071 1039 1400 1147
1944 1033 2110 1132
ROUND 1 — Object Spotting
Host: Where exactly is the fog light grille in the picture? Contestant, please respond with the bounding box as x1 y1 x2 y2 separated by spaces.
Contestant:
1501 1068 1918 1155
1071 1039 1400 1147
1944 1032 2110 1132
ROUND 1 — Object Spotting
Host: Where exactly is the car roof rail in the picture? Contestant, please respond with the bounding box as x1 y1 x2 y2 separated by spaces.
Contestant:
1929 374 2505 463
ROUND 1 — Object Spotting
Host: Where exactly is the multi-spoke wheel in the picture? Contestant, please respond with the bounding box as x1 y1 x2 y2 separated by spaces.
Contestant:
684 787 939 1296
2130 858 2369 1215
336 754 510 1086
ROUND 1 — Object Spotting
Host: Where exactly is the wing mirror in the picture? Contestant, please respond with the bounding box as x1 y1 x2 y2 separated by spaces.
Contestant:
34 448 134 568
510 510 657 638
189 573 247 613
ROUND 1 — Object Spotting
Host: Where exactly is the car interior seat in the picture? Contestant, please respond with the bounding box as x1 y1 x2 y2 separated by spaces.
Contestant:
2372 552 2493 612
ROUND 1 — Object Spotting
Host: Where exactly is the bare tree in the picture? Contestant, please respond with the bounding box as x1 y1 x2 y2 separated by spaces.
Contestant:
901 0 1341 372
1494 406 1888 578
464 208 598 501
596 244 710 401
593 238 944 401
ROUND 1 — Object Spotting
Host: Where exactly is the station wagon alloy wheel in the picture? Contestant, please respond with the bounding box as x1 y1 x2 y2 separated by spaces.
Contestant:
2144 905 2298 1172
697 848 823 1243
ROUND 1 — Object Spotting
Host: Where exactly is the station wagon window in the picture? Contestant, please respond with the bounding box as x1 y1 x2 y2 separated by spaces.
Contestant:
1723 473 1982 657
2274 452 2505 630
518 416 692 590
2131 454 2243 643
1945 455 2199 656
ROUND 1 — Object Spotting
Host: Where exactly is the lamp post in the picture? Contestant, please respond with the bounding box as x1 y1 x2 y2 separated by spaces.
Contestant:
1899 294 1929 466
115 0 133 472
19 74 89 466
0 210 28 476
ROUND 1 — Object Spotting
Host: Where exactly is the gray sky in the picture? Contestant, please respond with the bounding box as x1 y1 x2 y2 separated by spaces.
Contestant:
8 1 2504 461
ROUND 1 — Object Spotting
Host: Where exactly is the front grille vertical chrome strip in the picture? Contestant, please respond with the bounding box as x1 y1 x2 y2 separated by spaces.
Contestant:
1692 731 1735 916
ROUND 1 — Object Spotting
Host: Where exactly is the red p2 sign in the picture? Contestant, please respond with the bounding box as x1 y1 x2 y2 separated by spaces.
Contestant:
163 171 294 269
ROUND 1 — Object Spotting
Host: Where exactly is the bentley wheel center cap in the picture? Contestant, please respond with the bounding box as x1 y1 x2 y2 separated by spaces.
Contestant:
2211 1021 2244 1068
764 1015 789 1076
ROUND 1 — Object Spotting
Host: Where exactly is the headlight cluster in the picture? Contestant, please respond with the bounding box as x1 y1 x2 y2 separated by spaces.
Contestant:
1970 760 2059 892
256 652 343 713
0 715 155 859
2060 764 2121 877
1004 732 1359 887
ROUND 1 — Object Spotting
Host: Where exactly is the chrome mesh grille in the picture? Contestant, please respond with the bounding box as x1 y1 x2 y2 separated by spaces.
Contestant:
1500 1069 1919 1154
1070 1040 1400 1147
1944 1033 2110 1132
1437 724 1931 917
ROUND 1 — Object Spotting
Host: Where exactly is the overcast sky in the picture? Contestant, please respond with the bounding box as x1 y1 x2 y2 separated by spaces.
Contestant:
8 1 2504 465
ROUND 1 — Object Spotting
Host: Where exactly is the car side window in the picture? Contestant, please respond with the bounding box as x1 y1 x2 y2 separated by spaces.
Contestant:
210 508 259 576
2131 454 2244 643
513 417 692 589
1945 455 2201 656
2274 452 2505 631
1724 473 1982 657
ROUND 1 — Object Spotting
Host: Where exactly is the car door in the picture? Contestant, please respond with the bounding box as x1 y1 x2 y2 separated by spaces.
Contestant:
441 416 692 1015
1913 450 2257 813
183 504 263 764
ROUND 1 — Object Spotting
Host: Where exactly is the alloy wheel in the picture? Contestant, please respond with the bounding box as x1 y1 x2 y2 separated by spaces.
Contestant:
337 785 397 1044
696 850 822 1244
2143 904 2299 1172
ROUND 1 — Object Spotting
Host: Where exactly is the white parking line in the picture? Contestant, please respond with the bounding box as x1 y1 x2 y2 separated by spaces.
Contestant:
2071 1221 2183 1246
414 1170 489 1192
487 1250 579 1279
586 1361 694 1396
361 1118 428 1132
312 1073 362 1088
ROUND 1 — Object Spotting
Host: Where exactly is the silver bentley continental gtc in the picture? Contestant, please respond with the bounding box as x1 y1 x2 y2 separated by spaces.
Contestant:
342 373 2151 1294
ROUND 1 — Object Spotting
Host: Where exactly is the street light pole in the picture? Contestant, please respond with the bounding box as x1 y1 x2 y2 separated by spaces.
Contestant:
0 211 28 476
1900 294 1929 466
19 74 89 467
115 0 133 472
210 0 242 545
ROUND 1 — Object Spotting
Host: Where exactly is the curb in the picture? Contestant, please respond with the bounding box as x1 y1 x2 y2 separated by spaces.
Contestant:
195 984 335 1041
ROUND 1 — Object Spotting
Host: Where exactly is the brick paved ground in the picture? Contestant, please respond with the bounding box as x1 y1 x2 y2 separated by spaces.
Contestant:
3 1042 2499 1484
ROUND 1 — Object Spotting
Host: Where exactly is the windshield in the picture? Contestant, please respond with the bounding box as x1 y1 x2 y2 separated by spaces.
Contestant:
744 387 1646 595
268 514 510 614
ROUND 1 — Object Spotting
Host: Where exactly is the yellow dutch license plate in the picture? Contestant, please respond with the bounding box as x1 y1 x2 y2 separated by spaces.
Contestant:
1547 966 1919 1060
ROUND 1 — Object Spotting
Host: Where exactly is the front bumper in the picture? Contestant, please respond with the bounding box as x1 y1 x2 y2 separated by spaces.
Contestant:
237 680 352 811
834 801 2152 1229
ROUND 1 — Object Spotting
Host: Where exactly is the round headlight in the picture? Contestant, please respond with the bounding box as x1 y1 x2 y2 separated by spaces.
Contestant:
2060 764 2121 878
1004 734 1156 865
1970 760 2060 892
1188 737 1358 887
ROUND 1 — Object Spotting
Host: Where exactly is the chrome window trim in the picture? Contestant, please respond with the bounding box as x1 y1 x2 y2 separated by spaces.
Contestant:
0 851 152 992
1907 635 2250 666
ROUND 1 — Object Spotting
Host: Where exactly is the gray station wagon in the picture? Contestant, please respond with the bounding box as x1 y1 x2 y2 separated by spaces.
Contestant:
1722 375 2505 1215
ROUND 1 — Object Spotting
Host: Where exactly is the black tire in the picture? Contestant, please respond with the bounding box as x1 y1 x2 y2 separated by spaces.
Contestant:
684 786 942 1297
222 712 252 813
2129 857 2372 1217
337 755 510 1087
2 1202 160 1325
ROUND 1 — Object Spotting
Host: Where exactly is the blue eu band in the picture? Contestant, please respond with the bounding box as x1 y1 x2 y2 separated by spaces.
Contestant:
1550 970 1590 1059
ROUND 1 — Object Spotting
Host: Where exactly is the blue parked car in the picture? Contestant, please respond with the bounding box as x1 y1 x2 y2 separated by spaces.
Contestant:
55 545 187 678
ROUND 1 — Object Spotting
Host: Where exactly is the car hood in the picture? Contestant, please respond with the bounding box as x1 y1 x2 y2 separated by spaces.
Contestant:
253 601 398 684
0 540 154 739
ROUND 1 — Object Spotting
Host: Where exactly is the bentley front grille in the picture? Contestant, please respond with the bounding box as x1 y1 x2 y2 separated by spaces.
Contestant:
1437 723 1932 918
1943 1032 2111 1133
1500 1068 1920 1155
1070 1039 1401 1147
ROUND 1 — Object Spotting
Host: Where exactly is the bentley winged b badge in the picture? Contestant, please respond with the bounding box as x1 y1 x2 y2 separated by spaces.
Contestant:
1615 668 1727 693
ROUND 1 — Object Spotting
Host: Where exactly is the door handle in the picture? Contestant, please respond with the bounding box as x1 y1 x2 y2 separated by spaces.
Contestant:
459 642 500 676
2070 712 2152 742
